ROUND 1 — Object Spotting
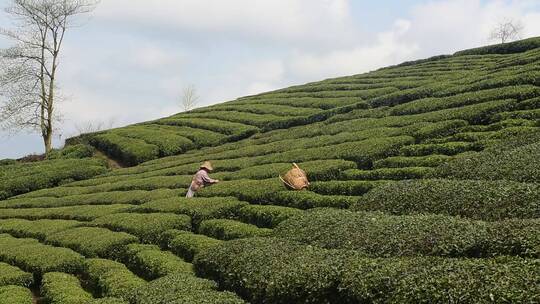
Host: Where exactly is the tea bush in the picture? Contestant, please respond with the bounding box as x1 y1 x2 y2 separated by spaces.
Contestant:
90 213 191 244
41 272 93 304
198 219 272 240
132 197 247 227
0 219 81 241
0 234 84 275
275 208 540 258
237 205 304 228
123 244 193 280
0 285 33 304
84 258 146 300
166 231 223 262
0 263 33 287
129 273 246 304
46 227 138 258
353 179 540 220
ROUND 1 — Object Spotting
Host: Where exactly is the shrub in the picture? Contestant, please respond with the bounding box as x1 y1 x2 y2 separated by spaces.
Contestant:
275 208 540 258
88 133 160 166
0 189 182 209
237 205 304 228
129 273 246 304
112 126 195 156
436 140 540 182
353 179 540 220
198 219 272 240
0 158 108 199
166 231 223 262
41 272 93 304
412 119 468 141
90 213 191 244
123 244 193 280
46 227 138 258
454 36 540 55
84 259 146 300
0 234 84 275
132 197 247 227
271 191 359 209
340 255 540 303
0 285 33 304
46 144 95 160
341 167 435 180
400 141 481 156
309 180 387 196
0 219 81 241
0 263 33 287
156 117 259 138
193 237 347 304
0 205 133 221
373 154 452 168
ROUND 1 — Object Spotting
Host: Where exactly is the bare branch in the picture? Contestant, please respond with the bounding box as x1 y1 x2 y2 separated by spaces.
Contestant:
0 0 99 154
181 84 200 112
489 19 524 44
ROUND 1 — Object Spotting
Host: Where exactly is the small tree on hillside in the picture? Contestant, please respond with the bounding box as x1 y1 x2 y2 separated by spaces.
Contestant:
181 84 199 112
489 19 524 44
0 0 99 154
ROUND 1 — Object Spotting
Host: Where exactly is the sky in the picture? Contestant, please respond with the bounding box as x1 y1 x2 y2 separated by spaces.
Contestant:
0 0 540 158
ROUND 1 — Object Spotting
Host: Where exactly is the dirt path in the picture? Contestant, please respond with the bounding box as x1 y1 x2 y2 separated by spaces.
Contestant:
94 150 125 169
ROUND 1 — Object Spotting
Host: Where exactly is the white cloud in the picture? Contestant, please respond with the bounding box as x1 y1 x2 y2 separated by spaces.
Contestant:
288 20 419 80
95 0 356 45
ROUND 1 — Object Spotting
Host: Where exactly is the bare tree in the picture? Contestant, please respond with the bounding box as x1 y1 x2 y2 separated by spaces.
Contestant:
181 84 199 112
0 0 99 154
489 19 524 44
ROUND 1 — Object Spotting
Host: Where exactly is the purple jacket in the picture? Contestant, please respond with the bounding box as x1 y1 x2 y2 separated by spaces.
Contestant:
190 169 218 191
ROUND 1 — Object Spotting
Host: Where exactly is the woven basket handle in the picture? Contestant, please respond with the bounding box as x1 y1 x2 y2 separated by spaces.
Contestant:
279 175 295 189
292 162 300 169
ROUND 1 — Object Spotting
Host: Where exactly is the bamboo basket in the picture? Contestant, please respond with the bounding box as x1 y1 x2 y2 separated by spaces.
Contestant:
279 163 310 190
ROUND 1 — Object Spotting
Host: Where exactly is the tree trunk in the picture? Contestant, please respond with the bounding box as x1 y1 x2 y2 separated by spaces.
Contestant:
43 129 52 155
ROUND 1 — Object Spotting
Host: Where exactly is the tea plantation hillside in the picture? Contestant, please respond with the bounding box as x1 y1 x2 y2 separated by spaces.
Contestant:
0 37 539 303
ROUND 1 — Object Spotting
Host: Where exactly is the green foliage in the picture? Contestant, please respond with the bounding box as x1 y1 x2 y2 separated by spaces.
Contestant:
0 234 84 275
400 141 481 156
412 119 468 141
90 213 191 244
436 140 540 182
0 158 108 199
275 208 540 258
132 197 247 227
41 272 93 304
46 227 138 258
166 231 223 262
373 154 452 168
47 144 95 160
0 263 33 287
129 273 246 304
237 205 304 228
123 244 193 280
309 180 387 196
354 179 540 220
0 219 81 241
112 126 195 156
341 167 435 180
454 36 540 55
0 205 133 221
84 258 146 300
156 117 259 138
0 285 33 304
0 189 182 209
89 133 160 166
194 237 347 304
198 219 272 240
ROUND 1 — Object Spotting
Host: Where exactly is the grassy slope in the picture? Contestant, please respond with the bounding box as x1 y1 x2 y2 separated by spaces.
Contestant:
0 37 539 303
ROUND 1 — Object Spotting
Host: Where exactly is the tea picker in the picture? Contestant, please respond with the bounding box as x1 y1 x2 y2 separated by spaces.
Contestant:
186 161 220 198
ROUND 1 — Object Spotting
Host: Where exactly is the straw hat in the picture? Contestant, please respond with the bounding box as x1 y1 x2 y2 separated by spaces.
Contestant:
200 161 214 171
